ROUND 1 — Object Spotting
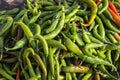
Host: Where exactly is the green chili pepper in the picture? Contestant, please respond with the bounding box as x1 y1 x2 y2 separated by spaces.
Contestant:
79 0 97 27
38 1 54 6
65 5 80 23
97 50 106 59
0 16 13 36
2 64 16 75
40 11 55 18
46 11 61 33
66 73 72 80
103 10 113 21
82 30 91 43
62 33 83 57
34 53 47 76
34 35 49 57
95 16 105 38
0 37 4 60
71 72 77 80
105 43 120 50
14 9 26 21
76 32 85 46
98 65 116 79
54 55 60 80
48 47 54 76
43 5 62 11
61 65 89 73
83 43 106 57
99 14 120 34
16 21 33 39
23 11 30 24
88 35 103 44
106 33 118 43
98 0 109 14
89 21 95 31
47 39 66 50
5 37 27 51
23 48 36 77
34 24 41 35
28 12 41 25
5 8 20 15
44 5 65 40
0 67 14 80
106 50 112 64
93 25 105 42
81 71 92 80
113 49 120 62
39 13 56 24
82 55 116 69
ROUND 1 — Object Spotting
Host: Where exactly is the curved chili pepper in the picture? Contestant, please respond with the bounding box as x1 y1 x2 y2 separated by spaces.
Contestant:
98 0 109 14
33 53 47 77
23 48 36 77
33 35 49 57
43 5 65 40
5 37 27 51
0 16 13 36
16 21 33 39
46 11 61 33
79 0 97 27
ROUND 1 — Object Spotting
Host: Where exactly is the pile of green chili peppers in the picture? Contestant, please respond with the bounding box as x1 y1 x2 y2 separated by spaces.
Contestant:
0 0 120 80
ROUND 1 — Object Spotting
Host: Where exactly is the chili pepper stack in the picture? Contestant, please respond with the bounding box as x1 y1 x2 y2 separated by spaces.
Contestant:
0 0 120 80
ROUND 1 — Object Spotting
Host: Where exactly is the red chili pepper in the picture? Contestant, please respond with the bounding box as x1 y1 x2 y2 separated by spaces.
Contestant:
95 0 100 3
108 8 120 28
109 1 119 16
16 68 20 80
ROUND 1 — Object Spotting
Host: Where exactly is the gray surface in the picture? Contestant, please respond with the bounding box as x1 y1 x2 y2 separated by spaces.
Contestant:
0 0 25 10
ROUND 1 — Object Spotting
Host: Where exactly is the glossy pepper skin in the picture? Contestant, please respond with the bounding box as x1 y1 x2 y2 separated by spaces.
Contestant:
79 0 97 27
61 66 89 73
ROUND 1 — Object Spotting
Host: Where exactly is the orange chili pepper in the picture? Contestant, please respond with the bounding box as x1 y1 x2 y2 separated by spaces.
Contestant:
109 1 119 16
108 8 120 28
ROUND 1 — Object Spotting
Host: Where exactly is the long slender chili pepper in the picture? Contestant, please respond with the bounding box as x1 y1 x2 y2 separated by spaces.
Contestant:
98 0 109 14
34 53 47 77
46 39 67 50
93 25 105 42
95 16 105 38
83 43 106 57
0 16 13 36
79 0 97 27
98 65 116 79
43 5 65 40
34 35 49 57
23 48 36 77
46 11 61 33
5 37 27 51
99 14 120 33
109 1 119 16
0 67 14 80
48 47 54 76
61 66 89 73
16 21 33 39
108 8 120 28
16 68 20 80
